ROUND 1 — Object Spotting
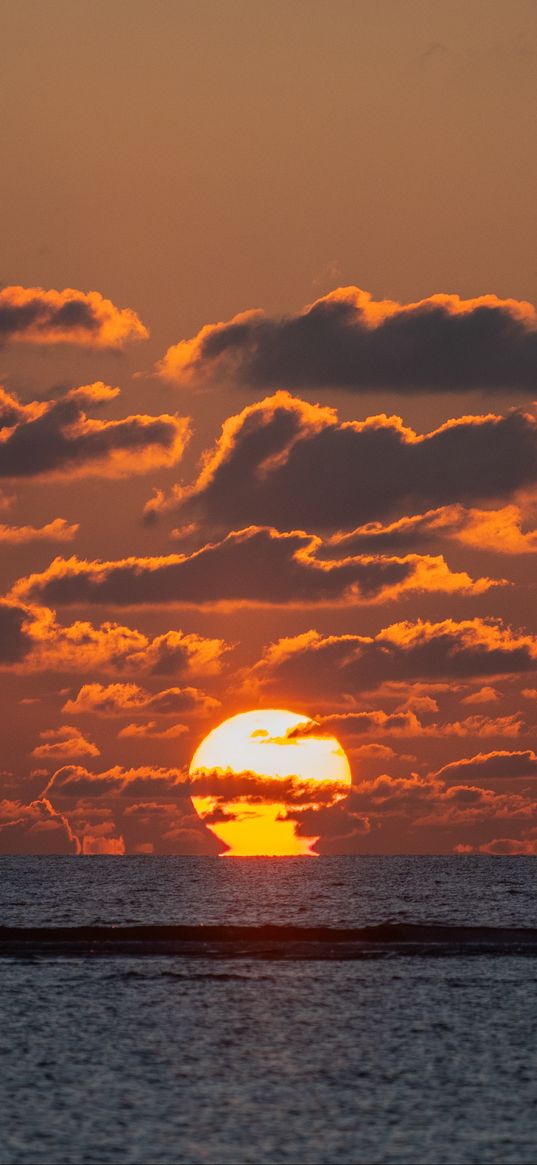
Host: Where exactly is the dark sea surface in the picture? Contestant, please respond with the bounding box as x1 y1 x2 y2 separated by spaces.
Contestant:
2 855 537 1164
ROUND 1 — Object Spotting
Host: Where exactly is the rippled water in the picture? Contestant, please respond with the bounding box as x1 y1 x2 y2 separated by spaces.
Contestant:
2 856 537 1164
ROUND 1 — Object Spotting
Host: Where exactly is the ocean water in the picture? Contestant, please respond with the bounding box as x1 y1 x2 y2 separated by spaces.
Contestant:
2 856 537 1164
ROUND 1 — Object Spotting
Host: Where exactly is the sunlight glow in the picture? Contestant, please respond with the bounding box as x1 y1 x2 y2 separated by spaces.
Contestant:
190 708 352 857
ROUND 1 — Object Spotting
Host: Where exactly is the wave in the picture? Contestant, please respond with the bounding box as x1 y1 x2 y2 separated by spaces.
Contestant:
2 921 537 959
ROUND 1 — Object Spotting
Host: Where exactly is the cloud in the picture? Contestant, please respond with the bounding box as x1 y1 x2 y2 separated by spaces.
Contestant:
478 837 537 855
117 721 189 740
0 285 148 348
31 725 100 759
10 526 496 609
82 831 126 855
290 709 524 740
461 686 501 705
0 383 189 480
287 801 372 853
348 771 536 831
62 681 219 717
252 618 537 697
418 784 537 828
145 392 537 533
120 802 221 856
156 286 537 392
322 504 537 556
433 750 537 784
43 764 187 801
38 767 220 853
0 797 80 854
0 603 228 676
190 769 349 808
0 518 79 544
352 771 441 812
0 600 35 664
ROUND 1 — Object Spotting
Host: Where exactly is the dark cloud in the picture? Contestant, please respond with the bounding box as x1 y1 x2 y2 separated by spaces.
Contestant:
121 803 221 856
434 749 537 784
190 769 349 807
157 287 537 392
147 392 537 533
11 526 493 608
0 285 148 348
0 383 188 479
0 601 33 664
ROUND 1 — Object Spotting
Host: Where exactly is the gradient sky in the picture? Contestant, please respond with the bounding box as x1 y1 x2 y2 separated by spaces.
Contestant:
1 0 537 856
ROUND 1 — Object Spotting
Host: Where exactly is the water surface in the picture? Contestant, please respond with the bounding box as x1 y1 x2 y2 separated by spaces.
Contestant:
2 856 537 1164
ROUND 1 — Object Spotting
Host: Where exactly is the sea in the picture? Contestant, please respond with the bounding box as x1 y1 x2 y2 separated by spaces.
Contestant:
2 855 537 1165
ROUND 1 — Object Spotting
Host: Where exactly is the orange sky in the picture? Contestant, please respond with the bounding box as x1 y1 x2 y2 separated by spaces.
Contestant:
1 1 537 857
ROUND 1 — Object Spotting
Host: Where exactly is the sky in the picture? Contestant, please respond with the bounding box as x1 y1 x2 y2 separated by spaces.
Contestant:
1 0 537 856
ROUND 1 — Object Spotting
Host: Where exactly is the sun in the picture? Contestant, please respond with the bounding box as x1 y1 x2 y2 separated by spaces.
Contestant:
189 708 352 857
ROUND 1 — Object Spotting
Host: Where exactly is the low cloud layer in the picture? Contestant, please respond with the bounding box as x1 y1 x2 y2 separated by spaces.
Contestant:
0 285 148 348
146 393 537 533
0 798 80 855
0 383 189 480
157 286 537 392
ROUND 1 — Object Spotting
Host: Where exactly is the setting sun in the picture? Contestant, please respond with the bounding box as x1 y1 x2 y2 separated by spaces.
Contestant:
189 709 352 857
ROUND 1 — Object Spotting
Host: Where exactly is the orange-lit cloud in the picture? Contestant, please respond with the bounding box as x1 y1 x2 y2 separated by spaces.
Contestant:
461 686 500 705
0 285 148 348
0 518 79 544
322 503 537 556
62 681 219 717
10 527 497 608
291 709 524 740
156 286 537 391
0 383 189 480
0 602 229 675
252 618 537 697
117 721 189 740
31 725 100 759
145 392 537 533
